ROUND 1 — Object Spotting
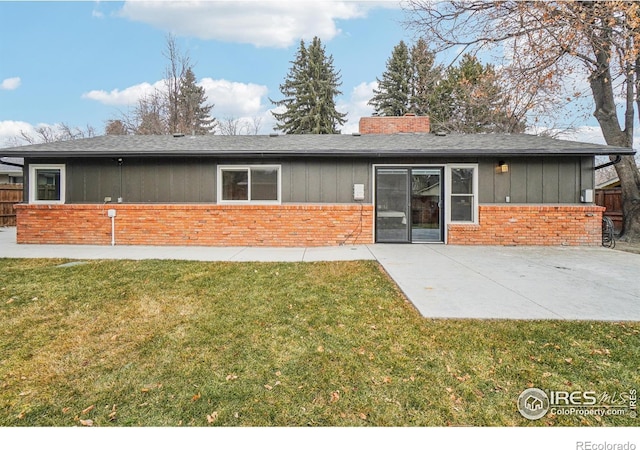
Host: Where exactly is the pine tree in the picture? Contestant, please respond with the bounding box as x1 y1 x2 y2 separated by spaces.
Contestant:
409 38 442 116
271 37 346 134
438 54 522 133
368 41 413 116
178 68 215 135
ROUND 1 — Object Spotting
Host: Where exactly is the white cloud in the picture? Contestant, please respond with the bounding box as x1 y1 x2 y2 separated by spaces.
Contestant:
83 77 269 121
82 80 165 106
0 121 32 147
0 121 56 148
338 80 377 134
118 1 369 48
199 78 268 117
1 77 21 91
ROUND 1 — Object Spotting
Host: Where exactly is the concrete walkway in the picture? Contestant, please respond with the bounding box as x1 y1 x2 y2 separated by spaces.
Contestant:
0 227 376 262
2 227 639 321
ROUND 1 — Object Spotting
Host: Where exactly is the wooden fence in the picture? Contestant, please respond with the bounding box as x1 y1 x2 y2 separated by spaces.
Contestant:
0 184 23 227
595 188 623 234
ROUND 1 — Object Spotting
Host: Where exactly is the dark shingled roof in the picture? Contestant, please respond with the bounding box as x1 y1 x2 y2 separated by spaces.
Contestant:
0 133 634 158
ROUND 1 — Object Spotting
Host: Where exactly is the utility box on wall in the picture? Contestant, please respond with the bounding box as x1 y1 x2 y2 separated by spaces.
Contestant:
353 184 365 201
581 189 594 203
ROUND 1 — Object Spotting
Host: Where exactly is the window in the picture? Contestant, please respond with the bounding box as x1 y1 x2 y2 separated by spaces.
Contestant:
448 166 477 223
29 164 65 204
218 165 280 203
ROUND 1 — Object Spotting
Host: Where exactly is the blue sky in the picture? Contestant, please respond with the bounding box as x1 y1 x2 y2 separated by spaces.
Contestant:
0 0 413 145
0 0 613 148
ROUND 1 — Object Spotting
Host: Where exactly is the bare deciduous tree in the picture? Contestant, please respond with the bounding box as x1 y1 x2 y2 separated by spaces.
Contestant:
217 116 264 135
405 0 640 241
105 34 215 137
11 123 96 145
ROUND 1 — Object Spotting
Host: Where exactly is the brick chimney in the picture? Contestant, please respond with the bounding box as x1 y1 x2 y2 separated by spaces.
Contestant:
359 114 430 134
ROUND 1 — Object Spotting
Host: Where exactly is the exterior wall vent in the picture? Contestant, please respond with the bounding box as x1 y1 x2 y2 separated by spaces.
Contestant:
172 133 185 138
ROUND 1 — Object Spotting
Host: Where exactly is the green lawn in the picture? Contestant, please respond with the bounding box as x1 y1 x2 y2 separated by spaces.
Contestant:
0 258 638 426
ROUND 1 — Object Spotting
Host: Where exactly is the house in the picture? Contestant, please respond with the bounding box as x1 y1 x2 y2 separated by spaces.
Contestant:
0 115 633 247
0 157 24 184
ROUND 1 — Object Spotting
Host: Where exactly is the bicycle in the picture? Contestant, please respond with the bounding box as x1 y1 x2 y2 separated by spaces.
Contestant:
602 216 616 248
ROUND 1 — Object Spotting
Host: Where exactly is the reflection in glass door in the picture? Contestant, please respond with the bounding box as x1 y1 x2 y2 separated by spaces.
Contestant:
375 167 443 243
411 168 442 242
375 168 410 242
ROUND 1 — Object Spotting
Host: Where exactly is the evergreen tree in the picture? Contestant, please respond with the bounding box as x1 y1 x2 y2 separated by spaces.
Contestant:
368 39 525 133
271 37 346 134
409 38 442 116
437 54 523 133
368 41 413 116
178 68 215 135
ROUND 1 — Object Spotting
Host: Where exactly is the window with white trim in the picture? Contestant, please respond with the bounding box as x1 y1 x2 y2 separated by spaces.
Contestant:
448 166 477 223
29 164 65 204
218 165 281 203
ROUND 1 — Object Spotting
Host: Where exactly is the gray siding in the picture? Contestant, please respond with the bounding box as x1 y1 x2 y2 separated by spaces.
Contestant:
65 158 216 203
281 159 371 203
48 157 371 204
27 155 593 205
478 156 594 203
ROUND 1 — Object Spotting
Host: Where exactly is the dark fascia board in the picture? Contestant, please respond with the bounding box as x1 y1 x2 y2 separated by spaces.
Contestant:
1 133 635 158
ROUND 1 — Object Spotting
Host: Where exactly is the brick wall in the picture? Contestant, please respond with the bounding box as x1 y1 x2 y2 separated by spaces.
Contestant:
447 205 604 246
359 115 430 134
14 203 373 247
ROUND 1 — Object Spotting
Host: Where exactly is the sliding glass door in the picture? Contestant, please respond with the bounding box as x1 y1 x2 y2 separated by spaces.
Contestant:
375 167 443 243
375 168 410 242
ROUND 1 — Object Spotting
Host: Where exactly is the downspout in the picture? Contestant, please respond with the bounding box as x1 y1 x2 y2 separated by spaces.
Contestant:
0 158 24 168
594 155 622 171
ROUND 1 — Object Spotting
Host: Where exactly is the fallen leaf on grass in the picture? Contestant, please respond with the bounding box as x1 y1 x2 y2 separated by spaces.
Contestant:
542 372 553 378
564 358 573 364
264 384 273 391
382 376 392 384
17 411 25 420
226 374 238 381
359 413 367 420
79 419 94 427
6 298 14 304
62 407 71 414
191 393 201 402
330 391 340 403
81 405 95 415
206 412 218 424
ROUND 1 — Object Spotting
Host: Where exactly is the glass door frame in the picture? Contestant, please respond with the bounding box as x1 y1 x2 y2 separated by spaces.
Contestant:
373 165 445 243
